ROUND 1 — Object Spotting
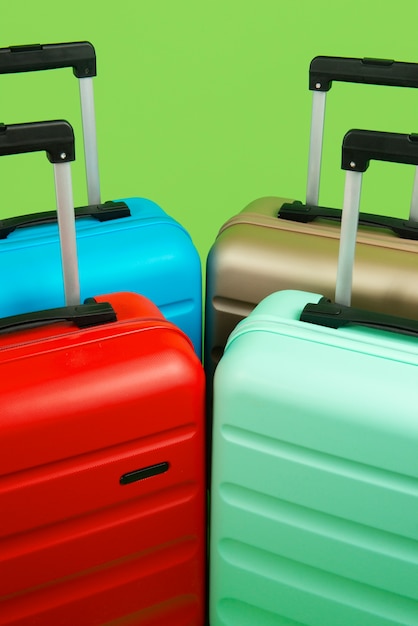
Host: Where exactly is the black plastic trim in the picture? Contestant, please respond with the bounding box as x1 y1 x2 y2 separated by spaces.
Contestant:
0 120 75 163
309 56 418 91
301 297 418 337
278 201 418 240
120 462 169 485
0 201 131 239
342 129 418 172
0 42 96 78
0 299 117 334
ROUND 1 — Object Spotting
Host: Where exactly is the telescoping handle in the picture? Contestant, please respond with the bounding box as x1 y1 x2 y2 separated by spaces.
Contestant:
306 56 418 216
335 129 418 307
0 42 100 205
0 120 80 306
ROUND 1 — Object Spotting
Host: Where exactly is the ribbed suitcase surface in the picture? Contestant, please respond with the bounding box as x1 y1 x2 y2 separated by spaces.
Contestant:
210 290 418 626
0 196 202 356
0 292 206 626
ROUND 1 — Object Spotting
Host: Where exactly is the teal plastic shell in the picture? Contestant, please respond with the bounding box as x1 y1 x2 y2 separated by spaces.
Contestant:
210 289 418 626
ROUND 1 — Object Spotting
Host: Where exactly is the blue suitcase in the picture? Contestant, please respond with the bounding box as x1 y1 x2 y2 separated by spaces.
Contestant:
0 42 202 356
209 130 418 625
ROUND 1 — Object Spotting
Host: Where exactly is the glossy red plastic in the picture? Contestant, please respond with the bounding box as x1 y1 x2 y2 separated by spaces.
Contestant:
0 292 206 625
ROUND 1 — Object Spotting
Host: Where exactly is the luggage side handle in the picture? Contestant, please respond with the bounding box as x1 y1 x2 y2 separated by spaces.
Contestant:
301 298 418 338
278 202 418 240
0 201 131 239
0 42 100 205
0 120 80 306
0 299 117 333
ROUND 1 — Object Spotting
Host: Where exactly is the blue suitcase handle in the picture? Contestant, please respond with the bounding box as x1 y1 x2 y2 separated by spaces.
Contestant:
0 201 131 239
0 120 74 162
0 42 96 78
310 56 418 91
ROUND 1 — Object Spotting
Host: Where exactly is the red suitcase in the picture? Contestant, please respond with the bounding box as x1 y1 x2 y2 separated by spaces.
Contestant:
0 121 206 626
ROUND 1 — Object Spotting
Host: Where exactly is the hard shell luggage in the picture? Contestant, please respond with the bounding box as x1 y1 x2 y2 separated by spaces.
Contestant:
209 130 418 626
0 42 202 356
0 121 206 626
205 56 418 393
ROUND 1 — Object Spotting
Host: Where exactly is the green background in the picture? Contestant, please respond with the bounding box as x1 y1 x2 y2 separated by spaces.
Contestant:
2 0 418 268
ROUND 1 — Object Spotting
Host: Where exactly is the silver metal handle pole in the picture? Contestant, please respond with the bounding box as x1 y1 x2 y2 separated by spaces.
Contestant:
53 161 80 305
79 76 101 206
335 169 363 306
409 167 418 221
306 90 327 206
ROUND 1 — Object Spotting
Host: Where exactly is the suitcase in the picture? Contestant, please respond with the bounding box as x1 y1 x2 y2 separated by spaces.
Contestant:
0 120 206 626
205 55 418 395
0 42 202 356
209 129 418 626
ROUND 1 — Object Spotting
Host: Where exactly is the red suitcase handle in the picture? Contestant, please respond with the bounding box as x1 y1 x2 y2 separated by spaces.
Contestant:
0 120 80 305
0 299 116 333
0 120 74 162
0 41 100 205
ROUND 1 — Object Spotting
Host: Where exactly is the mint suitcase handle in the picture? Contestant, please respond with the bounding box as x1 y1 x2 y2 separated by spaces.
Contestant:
309 56 418 91
0 41 100 205
301 130 418 335
0 42 96 78
306 56 418 211
341 129 418 171
301 298 418 338
335 129 418 307
0 120 74 162
0 120 80 306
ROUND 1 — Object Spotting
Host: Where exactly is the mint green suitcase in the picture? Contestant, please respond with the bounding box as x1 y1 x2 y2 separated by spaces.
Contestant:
209 130 418 626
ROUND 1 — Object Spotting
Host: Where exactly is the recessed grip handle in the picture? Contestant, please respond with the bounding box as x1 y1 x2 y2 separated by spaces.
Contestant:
309 56 418 91
341 130 418 172
0 42 96 78
0 299 116 334
301 298 418 338
0 120 75 163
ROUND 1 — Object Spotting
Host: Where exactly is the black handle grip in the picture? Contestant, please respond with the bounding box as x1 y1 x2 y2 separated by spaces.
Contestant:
0 299 116 334
0 201 131 239
278 201 418 240
0 120 75 163
342 130 418 172
301 298 418 338
0 42 96 78
309 56 418 92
